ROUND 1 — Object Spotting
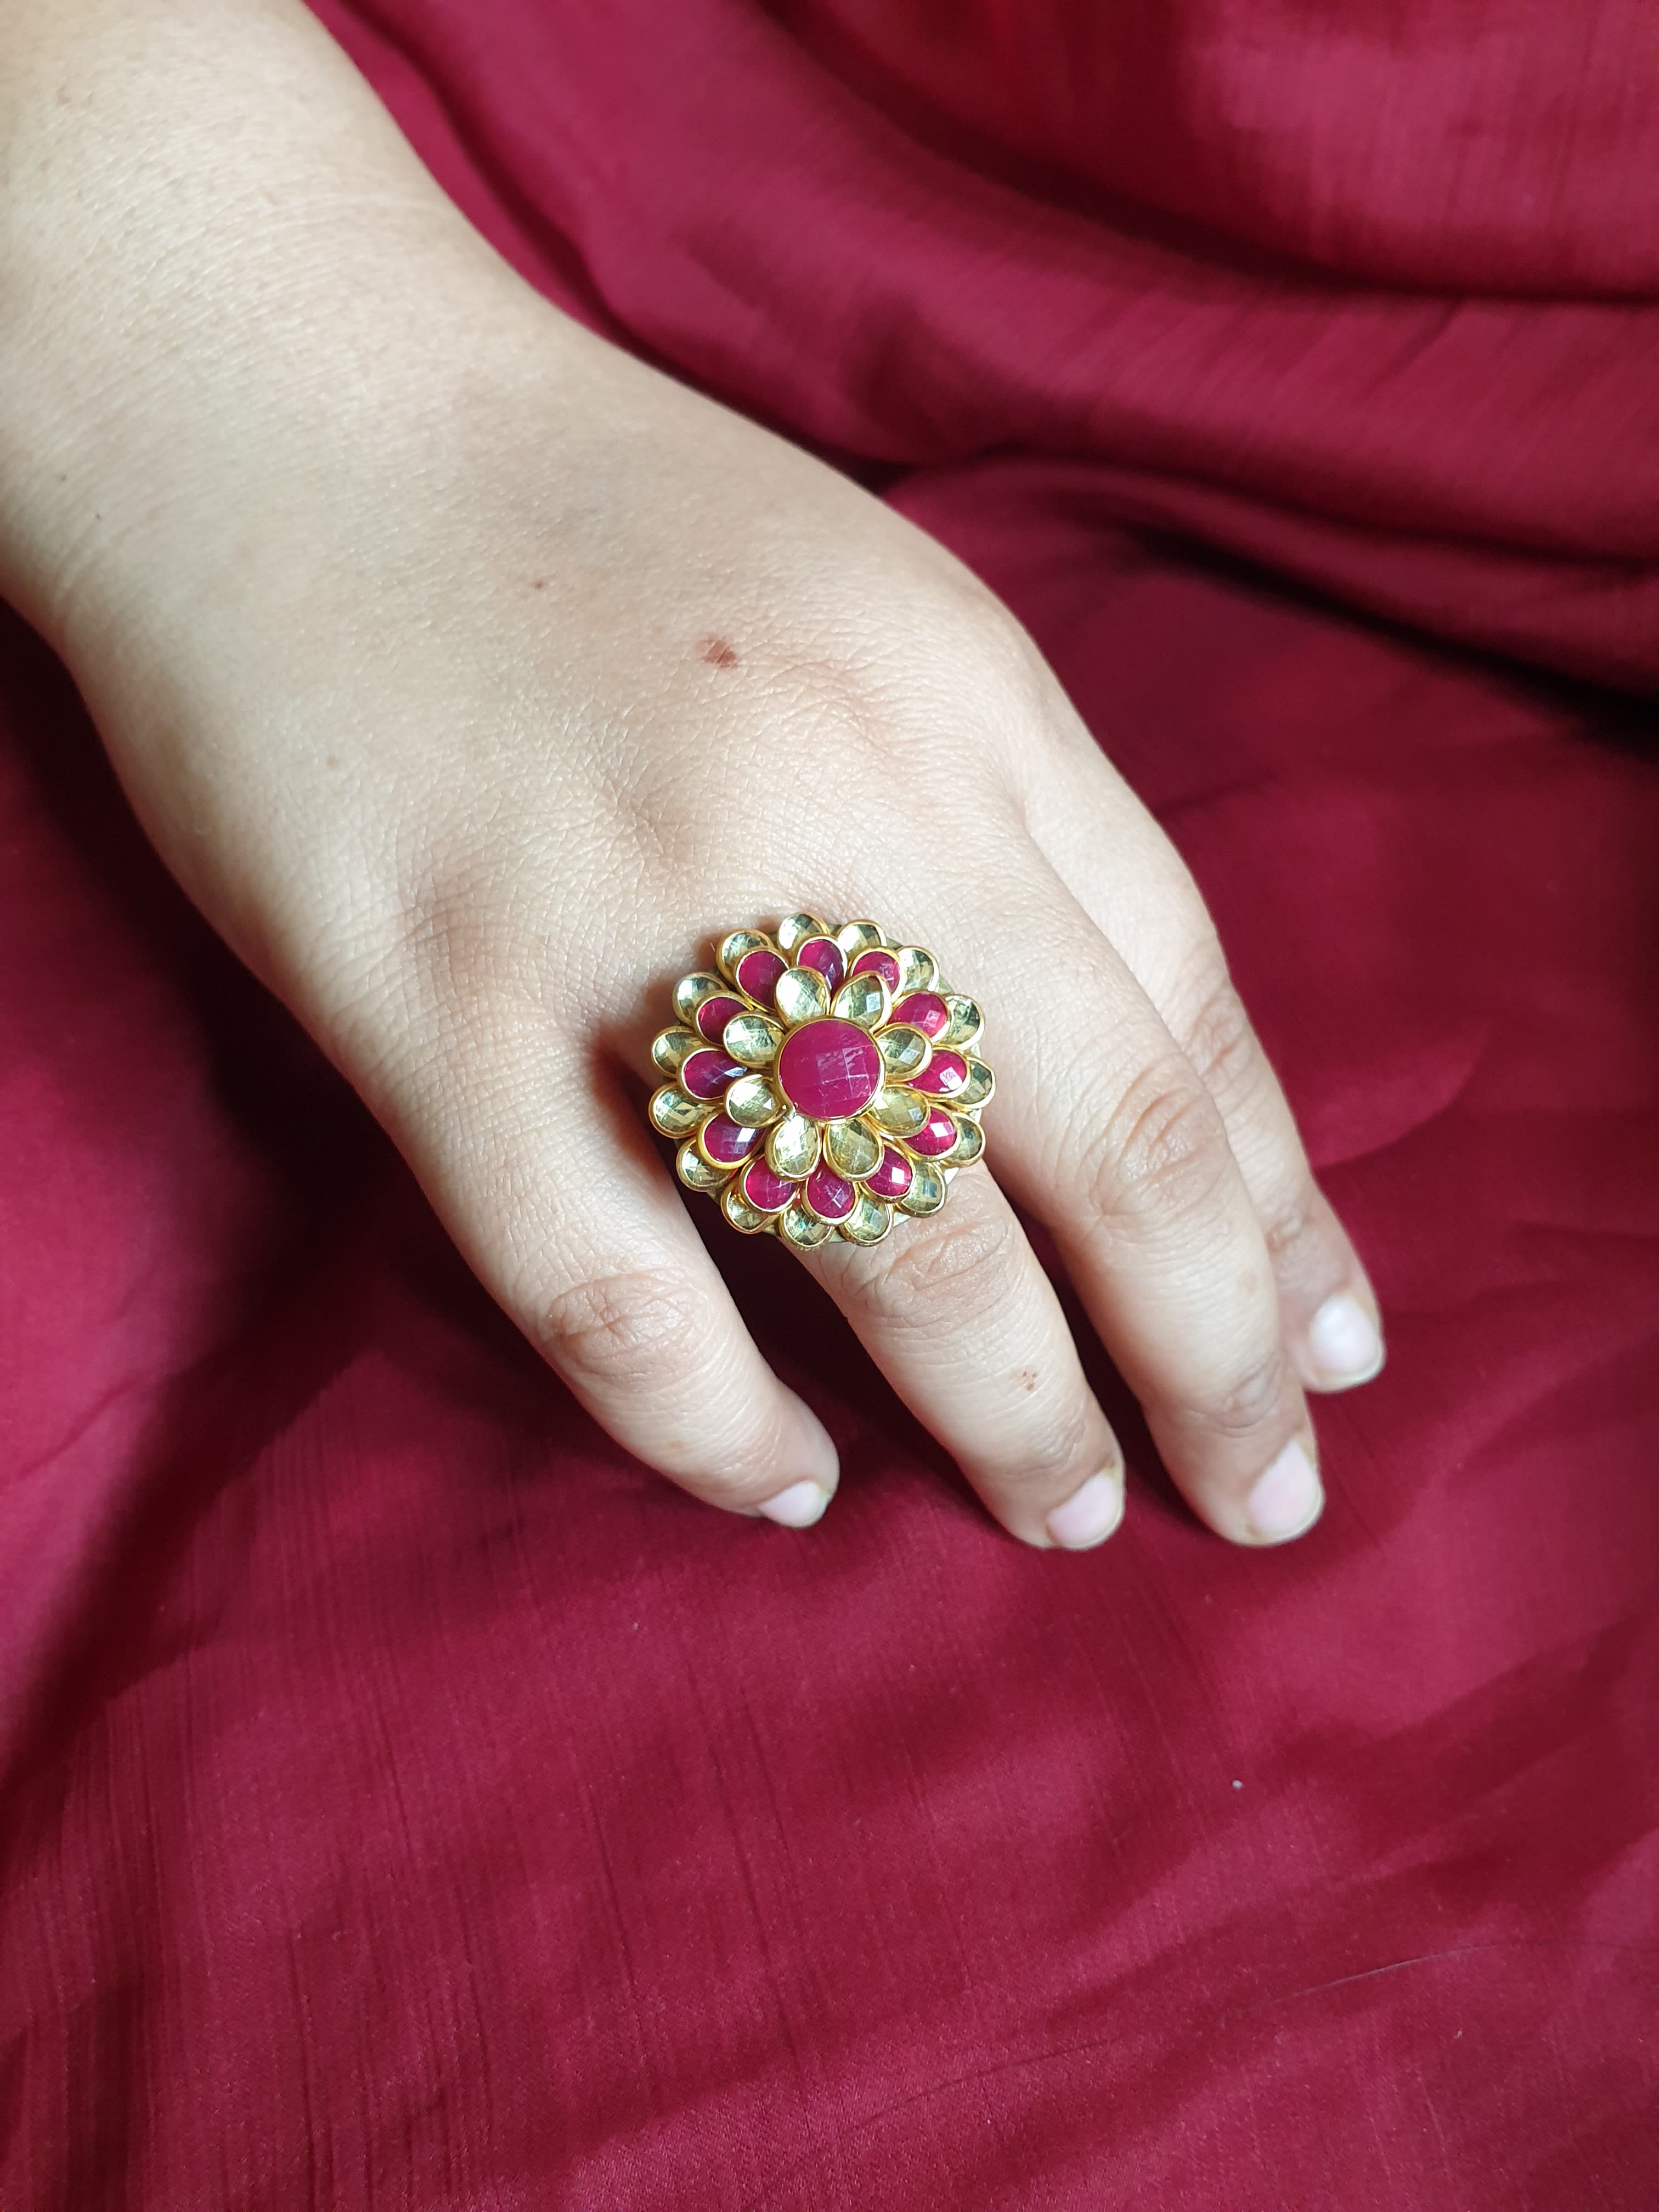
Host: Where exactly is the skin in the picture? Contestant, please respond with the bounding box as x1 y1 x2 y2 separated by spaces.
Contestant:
0 0 1384 1550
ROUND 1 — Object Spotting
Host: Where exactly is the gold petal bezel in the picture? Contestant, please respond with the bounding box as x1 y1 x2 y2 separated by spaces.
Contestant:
802 1172 856 1224
677 1143 730 1192
651 1025 703 1079
695 1114 757 1170
649 1086 704 1137
876 1023 931 1079
893 946 938 996
775 965 831 1026
940 995 984 1052
723 1012 783 1067
868 1085 929 1136
674 971 729 1026
946 1114 986 1167
834 919 888 957
777 1201 832 1251
718 930 775 984
898 1161 948 1215
954 1057 995 1108
721 1182 772 1234
832 972 890 1029
825 1118 881 1180
766 1111 821 1181
838 1194 894 1245
776 912 830 954
725 1073 785 1128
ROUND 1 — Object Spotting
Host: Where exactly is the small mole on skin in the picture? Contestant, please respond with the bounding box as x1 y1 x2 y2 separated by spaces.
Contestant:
530 578 547 590
699 634 740 668
1015 1367 1038 1394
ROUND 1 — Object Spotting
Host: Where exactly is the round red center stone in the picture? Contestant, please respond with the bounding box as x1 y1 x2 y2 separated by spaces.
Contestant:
776 1018 883 1121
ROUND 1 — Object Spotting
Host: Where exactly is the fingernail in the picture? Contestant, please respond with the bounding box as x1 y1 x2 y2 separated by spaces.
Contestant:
1244 1438 1323 1544
1045 1470 1124 1550
1306 1291 1384 1387
757 1479 831 1529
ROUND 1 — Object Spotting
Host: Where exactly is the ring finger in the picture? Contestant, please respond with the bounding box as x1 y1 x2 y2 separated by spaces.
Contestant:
951 863 1325 1547
1028 728 1385 1395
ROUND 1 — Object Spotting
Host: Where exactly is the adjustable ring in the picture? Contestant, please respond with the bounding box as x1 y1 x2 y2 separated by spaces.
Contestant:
648 913 994 1249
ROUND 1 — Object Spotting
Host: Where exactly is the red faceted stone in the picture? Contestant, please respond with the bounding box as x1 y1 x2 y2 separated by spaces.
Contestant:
776 1018 883 1121
909 1108 958 1157
865 1147 914 1201
681 1048 746 1100
805 1165 856 1221
851 949 901 991
795 936 847 992
893 990 949 1037
736 947 788 1002
695 992 745 1044
740 1159 796 1212
702 1113 758 1166
911 1050 967 1096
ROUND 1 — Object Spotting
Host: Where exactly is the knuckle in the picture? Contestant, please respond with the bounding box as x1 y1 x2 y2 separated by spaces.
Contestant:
946 591 1048 702
539 1267 704 1398
1187 1342 1293 1442
1176 964 1263 1121
1262 1176 1322 1263
861 1199 1017 1326
1011 1389 1101 1488
759 650 891 760
1088 1062 1233 1227
1172 946 1330 1269
356 853 535 1043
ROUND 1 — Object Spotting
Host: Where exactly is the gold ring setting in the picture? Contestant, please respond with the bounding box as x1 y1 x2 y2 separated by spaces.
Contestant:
648 913 994 1250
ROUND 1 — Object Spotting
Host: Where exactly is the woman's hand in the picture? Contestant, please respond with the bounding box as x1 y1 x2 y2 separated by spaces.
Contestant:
0 0 1383 1549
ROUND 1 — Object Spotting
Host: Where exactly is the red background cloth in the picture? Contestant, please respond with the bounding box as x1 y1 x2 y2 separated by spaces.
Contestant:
3 4 1656 2204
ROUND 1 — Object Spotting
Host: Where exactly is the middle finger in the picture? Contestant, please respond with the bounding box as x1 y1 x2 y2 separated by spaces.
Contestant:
800 1165 1126 1550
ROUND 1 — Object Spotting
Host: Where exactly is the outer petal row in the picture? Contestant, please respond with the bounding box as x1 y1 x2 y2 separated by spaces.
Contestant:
834 919 886 959
650 1024 701 1079
675 1143 728 1193
939 995 985 1053
775 912 830 955
649 1085 703 1138
673 970 727 1026
716 929 772 978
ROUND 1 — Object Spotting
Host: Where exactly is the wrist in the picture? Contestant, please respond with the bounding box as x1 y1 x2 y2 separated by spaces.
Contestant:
0 0 556 663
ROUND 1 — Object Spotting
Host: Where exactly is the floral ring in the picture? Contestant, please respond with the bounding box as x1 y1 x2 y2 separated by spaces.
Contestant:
648 913 994 1249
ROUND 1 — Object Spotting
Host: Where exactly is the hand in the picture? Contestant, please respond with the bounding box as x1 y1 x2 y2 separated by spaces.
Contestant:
1 0 1384 1551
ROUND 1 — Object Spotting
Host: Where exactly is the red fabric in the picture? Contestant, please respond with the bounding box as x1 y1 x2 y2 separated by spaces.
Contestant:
4 5 1657 2206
